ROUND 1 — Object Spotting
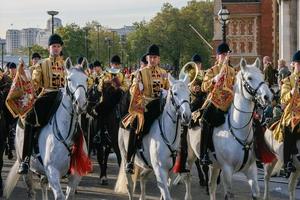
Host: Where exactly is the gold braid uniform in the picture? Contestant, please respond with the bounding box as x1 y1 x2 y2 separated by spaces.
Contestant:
273 72 300 142
32 56 65 93
98 70 128 92
123 65 169 132
201 63 236 112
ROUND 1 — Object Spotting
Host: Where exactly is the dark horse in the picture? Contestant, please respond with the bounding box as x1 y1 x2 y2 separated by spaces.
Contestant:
92 81 126 185
0 74 13 197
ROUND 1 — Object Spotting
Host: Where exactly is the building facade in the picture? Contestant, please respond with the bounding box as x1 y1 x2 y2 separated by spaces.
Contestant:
6 29 21 54
277 0 300 63
46 17 62 32
20 28 40 48
213 0 277 66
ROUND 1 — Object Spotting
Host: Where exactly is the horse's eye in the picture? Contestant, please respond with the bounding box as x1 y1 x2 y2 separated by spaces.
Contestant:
174 92 178 96
247 77 252 81
67 78 71 82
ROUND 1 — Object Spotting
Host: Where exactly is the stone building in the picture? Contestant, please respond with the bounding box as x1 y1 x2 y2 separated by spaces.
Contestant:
213 0 277 66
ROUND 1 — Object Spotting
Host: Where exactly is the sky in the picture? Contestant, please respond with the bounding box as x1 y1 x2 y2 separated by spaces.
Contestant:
0 0 189 38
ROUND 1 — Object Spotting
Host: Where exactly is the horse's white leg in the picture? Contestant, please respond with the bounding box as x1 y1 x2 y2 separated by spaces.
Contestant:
40 175 49 200
221 165 234 200
22 172 36 200
263 159 277 200
126 172 134 200
209 166 220 200
245 161 260 199
46 167 65 200
181 172 192 200
66 174 82 200
153 166 172 200
139 169 152 200
288 170 300 200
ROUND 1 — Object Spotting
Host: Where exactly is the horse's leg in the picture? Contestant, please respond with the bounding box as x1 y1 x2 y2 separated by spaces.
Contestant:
288 170 300 200
222 165 234 200
66 174 82 200
100 144 110 185
40 175 49 200
209 166 221 200
23 172 36 200
153 166 172 200
245 161 260 199
181 172 192 200
263 159 277 200
195 159 206 186
139 169 152 200
126 171 134 200
46 167 65 200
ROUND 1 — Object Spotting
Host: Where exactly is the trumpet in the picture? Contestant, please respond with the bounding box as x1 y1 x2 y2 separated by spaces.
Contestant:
179 61 199 86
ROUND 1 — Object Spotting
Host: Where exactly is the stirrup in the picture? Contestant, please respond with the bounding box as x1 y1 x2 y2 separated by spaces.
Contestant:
18 161 29 174
200 154 212 166
125 162 135 174
286 161 296 173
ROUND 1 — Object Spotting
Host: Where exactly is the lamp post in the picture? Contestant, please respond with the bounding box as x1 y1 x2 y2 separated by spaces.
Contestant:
97 25 101 60
28 46 32 66
119 35 126 65
218 6 230 43
0 41 5 70
47 11 59 34
105 37 112 65
84 27 89 60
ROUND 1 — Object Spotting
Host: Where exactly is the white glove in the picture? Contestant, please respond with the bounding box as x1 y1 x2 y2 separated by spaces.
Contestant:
160 88 168 98
213 73 223 83
291 88 296 95
138 82 144 91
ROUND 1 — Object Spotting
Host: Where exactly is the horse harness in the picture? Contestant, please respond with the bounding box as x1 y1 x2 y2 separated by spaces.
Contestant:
138 89 189 170
228 73 266 172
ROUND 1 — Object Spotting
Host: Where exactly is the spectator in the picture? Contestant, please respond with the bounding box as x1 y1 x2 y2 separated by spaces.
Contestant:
277 59 291 87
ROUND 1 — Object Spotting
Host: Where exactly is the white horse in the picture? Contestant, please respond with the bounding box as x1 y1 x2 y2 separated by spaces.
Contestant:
185 58 273 200
4 58 89 200
115 74 191 200
263 125 300 198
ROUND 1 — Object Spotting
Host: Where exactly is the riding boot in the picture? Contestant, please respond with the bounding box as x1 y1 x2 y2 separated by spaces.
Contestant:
200 120 212 166
283 126 296 173
17 123 35 174
126 127 137 174
179 125 189 173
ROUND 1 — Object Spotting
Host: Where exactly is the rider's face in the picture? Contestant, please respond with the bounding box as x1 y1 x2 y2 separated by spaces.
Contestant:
217 53 227 63
147 55 160 67
294 61 300 72
49 44 62 57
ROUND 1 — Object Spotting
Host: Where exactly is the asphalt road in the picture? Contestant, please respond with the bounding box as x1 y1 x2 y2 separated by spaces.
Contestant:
0 153 299 200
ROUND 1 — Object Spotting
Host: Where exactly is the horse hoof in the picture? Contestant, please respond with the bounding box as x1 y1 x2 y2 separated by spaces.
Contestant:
199 180 206 187
0 188 3 197
100 177 108 185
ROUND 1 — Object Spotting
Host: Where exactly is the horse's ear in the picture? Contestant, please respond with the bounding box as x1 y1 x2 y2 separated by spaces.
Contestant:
64 57 73 70
183 74 190 85
240 58 247 72
254 57 261 69
81 57 88 70
168 73 175 86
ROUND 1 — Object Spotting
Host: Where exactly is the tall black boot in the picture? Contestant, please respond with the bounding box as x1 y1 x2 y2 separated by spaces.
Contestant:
283 127 296 173
200 120 212 166
179 125 189 173
17 123 35 174
126 127 137 174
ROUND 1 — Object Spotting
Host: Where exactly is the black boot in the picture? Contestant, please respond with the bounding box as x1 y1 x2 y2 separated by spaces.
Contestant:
179 125 189 173
200 120 212 166
18 123 34 174
283 126 296 173
126 127 137 174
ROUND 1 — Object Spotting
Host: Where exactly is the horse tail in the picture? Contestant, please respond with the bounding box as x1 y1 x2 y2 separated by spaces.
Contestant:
114 160 140 194
3 160 20 198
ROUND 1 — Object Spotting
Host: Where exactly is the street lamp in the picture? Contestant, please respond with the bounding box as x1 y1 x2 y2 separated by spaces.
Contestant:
84 27 89 60
97 25 101 60
28 46 32 66
0 40 5 70
218 6 230 43
119 35 126 65
47 10 59 34
105 37 112 65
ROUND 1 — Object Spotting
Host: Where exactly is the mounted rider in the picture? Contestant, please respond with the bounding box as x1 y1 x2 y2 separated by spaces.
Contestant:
175 54 207 173
17 34 65 174
200 42 236 165
273 50 300 173
123 44 169 174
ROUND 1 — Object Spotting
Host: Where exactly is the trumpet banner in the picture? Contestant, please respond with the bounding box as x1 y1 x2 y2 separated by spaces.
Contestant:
6 65 35 118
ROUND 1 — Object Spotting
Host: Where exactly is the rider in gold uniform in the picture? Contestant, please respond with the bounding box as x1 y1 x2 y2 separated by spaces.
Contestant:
200 43 236 165
124 44 169 174
18 34 65 174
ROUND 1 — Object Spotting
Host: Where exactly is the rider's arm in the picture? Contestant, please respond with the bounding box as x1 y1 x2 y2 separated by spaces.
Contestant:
31 63 43 91
201 67 216 93
280 76 292 105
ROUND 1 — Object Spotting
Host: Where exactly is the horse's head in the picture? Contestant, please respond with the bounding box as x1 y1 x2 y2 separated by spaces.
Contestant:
64 57 88 115
238 58 273 108
168 74 191 125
